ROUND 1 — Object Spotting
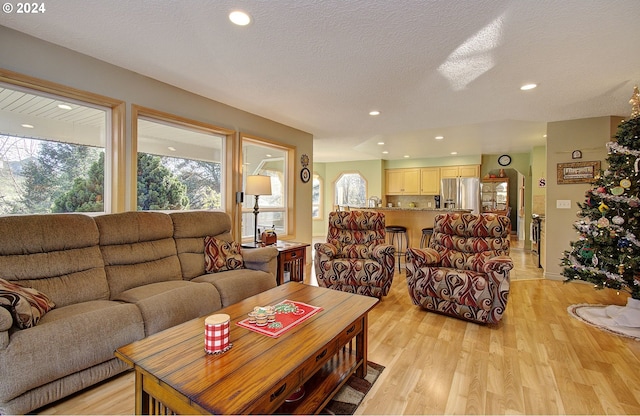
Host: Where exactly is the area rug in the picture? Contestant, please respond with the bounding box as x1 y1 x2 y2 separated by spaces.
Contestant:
320 362 385 415
568 303 640 341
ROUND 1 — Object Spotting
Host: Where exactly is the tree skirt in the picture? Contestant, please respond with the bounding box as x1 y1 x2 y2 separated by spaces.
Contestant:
568 298 640 341
320 362 385 415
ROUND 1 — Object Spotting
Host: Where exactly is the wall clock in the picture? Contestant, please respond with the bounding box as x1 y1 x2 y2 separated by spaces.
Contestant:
498 154 512 166
300 167 311 183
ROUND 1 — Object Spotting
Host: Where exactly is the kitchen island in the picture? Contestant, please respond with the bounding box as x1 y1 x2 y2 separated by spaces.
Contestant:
360 207 471 248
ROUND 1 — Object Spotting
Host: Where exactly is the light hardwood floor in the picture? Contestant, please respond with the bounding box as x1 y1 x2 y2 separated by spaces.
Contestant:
36 241 640 415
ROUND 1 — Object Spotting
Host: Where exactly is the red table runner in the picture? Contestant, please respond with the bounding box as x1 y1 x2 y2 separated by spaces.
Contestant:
237 300 323 338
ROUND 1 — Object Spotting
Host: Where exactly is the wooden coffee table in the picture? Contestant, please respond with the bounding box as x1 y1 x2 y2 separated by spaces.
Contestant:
115 282 378 415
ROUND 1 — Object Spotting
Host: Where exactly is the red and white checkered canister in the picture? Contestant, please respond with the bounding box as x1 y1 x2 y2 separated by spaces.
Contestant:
204 313 232 354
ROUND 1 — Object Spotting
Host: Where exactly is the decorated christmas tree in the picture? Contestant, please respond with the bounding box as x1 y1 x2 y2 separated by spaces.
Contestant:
561 86 640 301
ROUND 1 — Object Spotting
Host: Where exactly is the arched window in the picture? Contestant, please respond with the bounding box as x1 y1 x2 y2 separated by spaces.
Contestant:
334 172 367 209
312 173 323 219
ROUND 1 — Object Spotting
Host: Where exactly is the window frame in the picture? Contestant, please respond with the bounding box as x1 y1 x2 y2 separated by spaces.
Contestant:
241 133 295 241
131 105 235 212
0 68 125 213
312 173 323 220
334 171 368 210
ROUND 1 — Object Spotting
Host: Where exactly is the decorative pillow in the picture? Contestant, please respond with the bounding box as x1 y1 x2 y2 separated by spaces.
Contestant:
0 278 55 329
204 237 245 273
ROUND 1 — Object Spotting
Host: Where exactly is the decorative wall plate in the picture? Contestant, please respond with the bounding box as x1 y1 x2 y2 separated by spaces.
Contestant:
300 167 310 183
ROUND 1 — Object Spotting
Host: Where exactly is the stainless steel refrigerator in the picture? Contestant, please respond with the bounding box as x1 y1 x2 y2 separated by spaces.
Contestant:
440 177 480 214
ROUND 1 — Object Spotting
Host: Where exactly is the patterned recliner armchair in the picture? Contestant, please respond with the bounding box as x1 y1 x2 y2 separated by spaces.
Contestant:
314 211 395 298
405 213 513 324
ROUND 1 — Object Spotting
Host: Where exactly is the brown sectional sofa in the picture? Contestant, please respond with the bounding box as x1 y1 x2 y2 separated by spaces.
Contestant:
0 210 278 415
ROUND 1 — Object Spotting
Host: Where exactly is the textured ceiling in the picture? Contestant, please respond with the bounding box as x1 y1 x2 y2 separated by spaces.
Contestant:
3 0 640 162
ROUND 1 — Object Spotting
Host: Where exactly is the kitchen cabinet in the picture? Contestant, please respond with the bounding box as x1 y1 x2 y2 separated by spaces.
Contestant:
372 208 470 248
481 177 509 215
386 165 478 196
420 167 440 195
440 165 480 178
440 166 459 178
386 168 420 195
459 165 480 177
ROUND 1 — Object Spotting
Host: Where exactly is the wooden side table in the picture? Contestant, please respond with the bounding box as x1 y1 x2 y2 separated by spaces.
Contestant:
275 241 310 285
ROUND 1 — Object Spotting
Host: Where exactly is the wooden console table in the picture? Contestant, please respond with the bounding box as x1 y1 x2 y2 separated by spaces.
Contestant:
275 241 310 285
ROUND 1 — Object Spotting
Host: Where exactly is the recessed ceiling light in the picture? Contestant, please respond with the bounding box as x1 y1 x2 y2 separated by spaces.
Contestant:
450 151 458 155
543 134 547 138
229 10 251 26
382 151 389 154
21 124 34 128
266 154 272 158
57 104 72 110
403 155 410 158
377 142 385 145
435 136 444 140
167 146 176 151
369 110 380 116
520 83 537 91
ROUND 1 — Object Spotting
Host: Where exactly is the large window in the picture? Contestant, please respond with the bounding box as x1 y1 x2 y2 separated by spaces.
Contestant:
0 83 110 214
134 107 231 211
334 172 367 209
241 136 293 241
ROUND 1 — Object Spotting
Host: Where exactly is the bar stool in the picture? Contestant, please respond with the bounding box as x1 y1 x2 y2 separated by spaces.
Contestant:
420 227 434 248
385 225 407 273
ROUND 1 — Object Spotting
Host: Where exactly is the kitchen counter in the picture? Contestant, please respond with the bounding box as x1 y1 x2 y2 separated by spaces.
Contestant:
356 207 471 248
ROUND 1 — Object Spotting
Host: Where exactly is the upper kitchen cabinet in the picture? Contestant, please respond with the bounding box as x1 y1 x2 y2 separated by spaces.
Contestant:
420 167 440 195
481 177 509 215
386 168 420 195
440 165 480 178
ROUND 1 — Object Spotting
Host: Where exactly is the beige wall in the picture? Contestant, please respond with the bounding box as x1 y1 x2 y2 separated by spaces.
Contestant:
312 159 384 237
531 145 547 215
544 116 622 279
385 155 481 169
0 26 314 246
481 153 533 247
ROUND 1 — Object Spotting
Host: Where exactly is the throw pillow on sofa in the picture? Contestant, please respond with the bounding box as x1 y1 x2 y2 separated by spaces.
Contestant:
204 237 245 273
0 278 55 329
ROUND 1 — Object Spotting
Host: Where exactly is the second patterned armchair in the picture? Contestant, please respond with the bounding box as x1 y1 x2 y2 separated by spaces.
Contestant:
405 213 513 324
314 211 395 298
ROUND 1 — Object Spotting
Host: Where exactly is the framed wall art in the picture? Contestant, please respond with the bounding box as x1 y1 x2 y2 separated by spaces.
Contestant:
557 161 600 184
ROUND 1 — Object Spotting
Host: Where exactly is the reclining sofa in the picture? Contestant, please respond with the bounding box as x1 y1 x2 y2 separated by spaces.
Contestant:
0 210 278 415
